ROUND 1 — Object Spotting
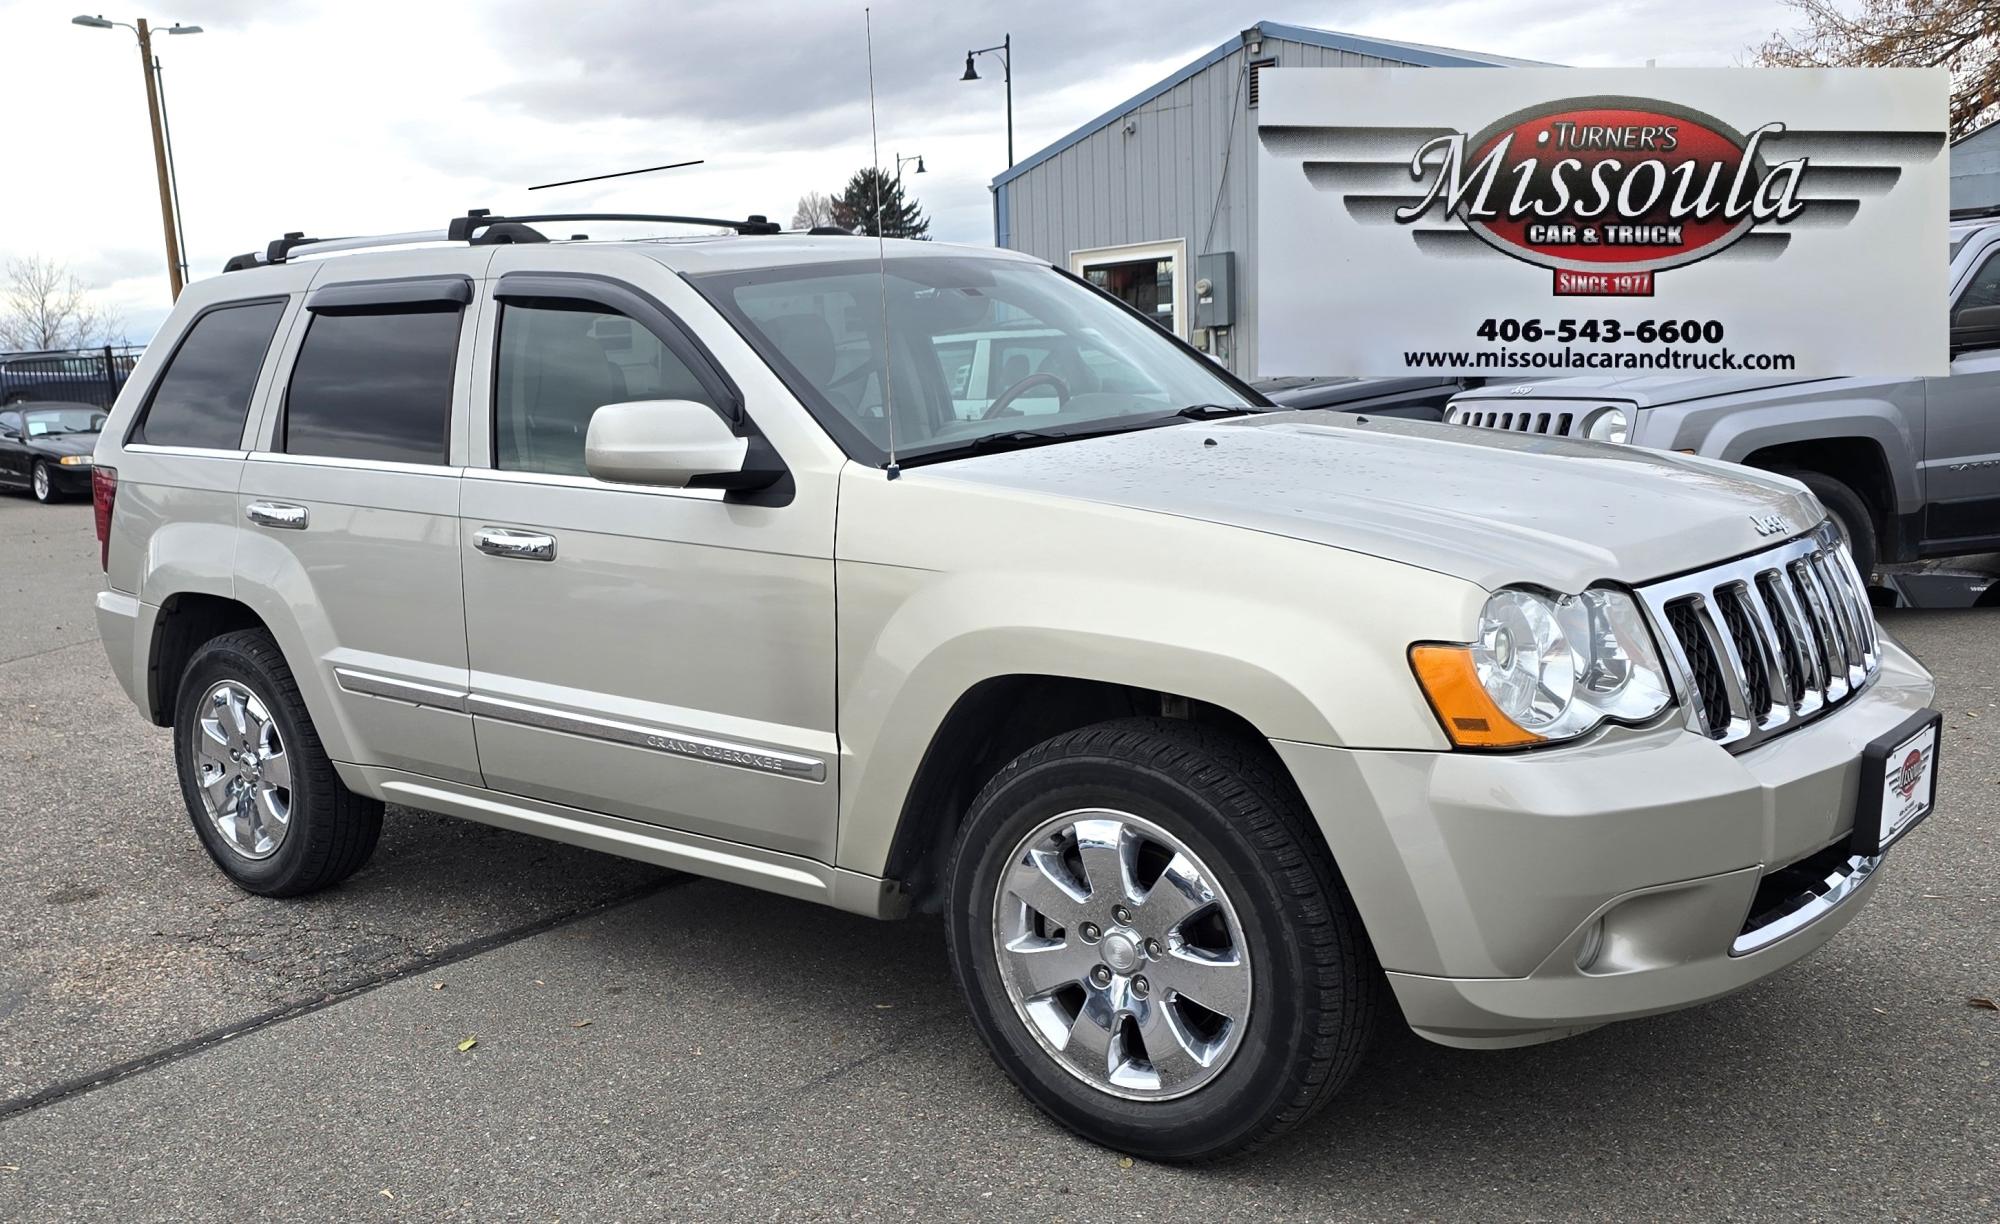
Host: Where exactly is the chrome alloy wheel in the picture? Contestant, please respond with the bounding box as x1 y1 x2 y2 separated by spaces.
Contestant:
191 679 293 860
32 462 50 501
992 809 1252 1100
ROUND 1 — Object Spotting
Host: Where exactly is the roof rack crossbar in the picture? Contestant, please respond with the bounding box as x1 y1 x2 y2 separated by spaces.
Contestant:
449 209 782 239
223 208 785 274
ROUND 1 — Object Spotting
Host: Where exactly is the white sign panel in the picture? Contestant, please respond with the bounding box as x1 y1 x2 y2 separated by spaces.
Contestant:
1256 69 1949 378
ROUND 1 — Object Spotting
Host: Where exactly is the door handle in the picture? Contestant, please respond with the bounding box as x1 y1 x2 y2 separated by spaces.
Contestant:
245 501 308 530
474 527 557 561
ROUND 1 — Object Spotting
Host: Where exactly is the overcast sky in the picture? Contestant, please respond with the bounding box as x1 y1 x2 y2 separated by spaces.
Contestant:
0 0 1798 343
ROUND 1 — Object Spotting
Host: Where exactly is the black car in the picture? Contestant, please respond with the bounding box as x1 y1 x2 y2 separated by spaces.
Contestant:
0 401 106 503
1252 375 1494 420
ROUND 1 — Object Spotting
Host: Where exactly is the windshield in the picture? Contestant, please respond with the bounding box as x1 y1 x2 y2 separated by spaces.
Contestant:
23 407 106 436
690 256 1258 465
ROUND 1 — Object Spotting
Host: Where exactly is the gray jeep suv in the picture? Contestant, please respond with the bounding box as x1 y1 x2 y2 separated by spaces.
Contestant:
1445 214 2000 582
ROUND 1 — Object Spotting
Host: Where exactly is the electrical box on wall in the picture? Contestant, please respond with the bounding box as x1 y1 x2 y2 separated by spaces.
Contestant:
1194 252 1234 330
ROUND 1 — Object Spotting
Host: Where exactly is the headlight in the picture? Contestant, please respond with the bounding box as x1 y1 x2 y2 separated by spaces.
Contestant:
1411 586 1672 748
58 455 93 467
1582 405 1629 444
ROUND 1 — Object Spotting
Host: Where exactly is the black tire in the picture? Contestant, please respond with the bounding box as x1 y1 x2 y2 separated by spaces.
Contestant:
945 717 1380 1162
1777 467 1877 582
31 460 56 504
172 628 382 897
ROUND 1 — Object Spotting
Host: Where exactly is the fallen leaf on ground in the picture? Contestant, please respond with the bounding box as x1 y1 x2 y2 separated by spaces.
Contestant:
1970 997 1998 1011
431 982 445 990
874 1003 895 1010
457 1036 479 1052
1118 1156 1134 1169
379 1189 395 1199
571 1019 593 1029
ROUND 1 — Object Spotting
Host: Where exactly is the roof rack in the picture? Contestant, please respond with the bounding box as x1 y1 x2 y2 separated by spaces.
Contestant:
1950 204 2000 222
222 208 785 273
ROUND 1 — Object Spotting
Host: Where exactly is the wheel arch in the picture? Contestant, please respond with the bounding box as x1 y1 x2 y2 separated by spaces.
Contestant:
145 592 272 726
1737 435 1899 559
874 674 1303 915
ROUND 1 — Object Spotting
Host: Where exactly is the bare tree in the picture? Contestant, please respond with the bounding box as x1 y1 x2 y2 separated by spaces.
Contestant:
1755 0 2000 137
0 255 125 351
791 190 839 231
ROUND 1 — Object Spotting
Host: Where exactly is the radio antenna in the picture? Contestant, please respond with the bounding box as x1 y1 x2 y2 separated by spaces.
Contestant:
865 6 900 479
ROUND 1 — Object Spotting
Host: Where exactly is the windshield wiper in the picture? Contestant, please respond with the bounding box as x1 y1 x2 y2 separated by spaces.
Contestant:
1169 403 1262 419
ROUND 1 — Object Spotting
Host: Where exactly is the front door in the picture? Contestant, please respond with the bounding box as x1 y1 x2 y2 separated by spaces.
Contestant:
458 264 839 861
1929 244 2000 552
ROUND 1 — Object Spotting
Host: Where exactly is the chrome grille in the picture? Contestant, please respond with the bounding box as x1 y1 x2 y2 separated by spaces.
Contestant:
1637 524 1879 751
1447 405 1579 436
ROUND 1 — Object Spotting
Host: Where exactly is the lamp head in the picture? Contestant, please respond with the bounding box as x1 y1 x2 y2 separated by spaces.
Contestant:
961 53 979 81
71 14 116 28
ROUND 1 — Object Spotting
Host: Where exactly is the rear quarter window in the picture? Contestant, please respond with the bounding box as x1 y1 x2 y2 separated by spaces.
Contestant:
129 299 287 449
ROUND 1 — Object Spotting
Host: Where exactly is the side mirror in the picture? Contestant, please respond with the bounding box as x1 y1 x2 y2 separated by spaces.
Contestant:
1950 304 2000 356
584 400 782 491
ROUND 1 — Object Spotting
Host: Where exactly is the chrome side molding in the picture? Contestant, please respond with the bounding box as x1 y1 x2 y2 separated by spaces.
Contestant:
332 667 469 712
465 693 828 783
331 668 827 783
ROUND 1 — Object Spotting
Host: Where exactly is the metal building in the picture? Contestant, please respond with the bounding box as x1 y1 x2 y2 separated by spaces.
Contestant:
990 21 1533 378
1951 122 2000 212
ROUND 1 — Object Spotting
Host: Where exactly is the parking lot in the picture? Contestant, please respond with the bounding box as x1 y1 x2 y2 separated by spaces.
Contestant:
0 493 1993 1220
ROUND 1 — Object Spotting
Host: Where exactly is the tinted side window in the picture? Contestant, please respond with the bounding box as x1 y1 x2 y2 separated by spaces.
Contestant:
493 300 718 476
284 306 461 464
131 300 286 449
1954 251 2000 324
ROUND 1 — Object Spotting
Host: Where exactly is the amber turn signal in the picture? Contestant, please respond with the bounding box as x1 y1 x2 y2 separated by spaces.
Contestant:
1408 644 1546 749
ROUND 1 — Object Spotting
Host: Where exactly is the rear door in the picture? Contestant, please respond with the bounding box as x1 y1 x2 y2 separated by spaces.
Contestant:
1929 238 2000 551
236 267 483 785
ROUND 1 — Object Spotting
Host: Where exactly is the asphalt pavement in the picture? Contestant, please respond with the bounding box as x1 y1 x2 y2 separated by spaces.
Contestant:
0 494 1994 1221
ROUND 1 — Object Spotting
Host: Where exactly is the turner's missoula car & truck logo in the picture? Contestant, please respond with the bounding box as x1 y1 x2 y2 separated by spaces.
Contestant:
1261 94 1943 297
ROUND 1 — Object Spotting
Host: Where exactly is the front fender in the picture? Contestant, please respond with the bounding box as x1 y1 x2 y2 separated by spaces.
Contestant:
1647 392 1921 514
830 515 1484 875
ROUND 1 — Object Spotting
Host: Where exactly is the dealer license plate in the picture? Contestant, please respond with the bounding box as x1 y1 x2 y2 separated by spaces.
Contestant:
1857 712 1941 856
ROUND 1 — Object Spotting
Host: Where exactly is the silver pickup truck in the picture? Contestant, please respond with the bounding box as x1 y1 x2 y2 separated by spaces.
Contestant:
1444 215 2000 583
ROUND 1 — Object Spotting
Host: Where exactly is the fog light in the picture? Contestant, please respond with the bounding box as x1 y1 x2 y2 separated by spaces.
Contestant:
1575 917 1606 972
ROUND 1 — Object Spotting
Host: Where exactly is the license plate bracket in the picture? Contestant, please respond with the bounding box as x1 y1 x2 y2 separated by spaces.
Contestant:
1851 709 1942 858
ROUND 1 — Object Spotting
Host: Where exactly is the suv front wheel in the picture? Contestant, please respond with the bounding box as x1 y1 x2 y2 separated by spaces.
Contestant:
173 629 383 896
945 718 1380 1161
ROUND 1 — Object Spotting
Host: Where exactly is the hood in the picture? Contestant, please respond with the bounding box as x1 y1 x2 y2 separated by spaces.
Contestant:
920 412 1825 592
26 432 98 458
1450 373 1829 409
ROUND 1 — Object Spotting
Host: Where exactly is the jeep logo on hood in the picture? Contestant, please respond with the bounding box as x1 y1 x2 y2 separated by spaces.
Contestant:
1393 97 1803 293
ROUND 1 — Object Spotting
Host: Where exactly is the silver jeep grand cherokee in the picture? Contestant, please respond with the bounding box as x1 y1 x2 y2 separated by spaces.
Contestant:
91 212 1941 1160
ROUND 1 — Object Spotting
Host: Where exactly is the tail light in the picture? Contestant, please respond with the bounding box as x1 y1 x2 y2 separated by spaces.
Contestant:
91 466 118 571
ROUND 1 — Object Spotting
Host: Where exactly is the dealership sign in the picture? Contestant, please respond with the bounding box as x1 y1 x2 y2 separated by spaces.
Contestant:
1256 69 1948 378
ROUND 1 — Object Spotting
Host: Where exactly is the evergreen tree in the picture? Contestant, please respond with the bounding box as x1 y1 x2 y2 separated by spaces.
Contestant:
829 167 930 239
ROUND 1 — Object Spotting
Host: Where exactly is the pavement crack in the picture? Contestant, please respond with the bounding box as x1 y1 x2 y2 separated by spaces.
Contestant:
0 875 688 1123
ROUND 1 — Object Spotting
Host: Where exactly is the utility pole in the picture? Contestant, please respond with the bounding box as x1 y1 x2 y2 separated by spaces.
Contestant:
136 19 183 299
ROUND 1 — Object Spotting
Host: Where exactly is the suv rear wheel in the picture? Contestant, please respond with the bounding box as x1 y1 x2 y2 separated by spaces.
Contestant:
945 717 1380 1161
172 629 382 896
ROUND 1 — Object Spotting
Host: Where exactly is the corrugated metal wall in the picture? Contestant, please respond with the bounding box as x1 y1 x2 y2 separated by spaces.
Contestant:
998 35 1416 377
1951 126 2000 212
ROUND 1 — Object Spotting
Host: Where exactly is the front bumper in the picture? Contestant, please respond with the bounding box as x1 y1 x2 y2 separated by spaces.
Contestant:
45 461 94 496
1273 636 1936 1048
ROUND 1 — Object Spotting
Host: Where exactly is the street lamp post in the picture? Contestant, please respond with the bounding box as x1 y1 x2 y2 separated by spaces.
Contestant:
72 14 203 300
895 153 926 182
961 34 1013 168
